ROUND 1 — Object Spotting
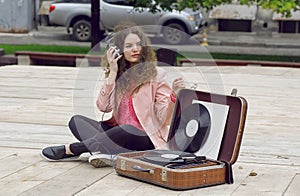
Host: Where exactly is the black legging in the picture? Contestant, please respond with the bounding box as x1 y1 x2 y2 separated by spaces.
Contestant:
68 115 155 155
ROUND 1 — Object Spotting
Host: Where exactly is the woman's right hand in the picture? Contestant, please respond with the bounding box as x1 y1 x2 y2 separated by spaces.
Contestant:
107 46 122 74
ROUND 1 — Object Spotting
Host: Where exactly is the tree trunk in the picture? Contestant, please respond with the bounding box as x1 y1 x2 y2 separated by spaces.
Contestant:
91 0 100 51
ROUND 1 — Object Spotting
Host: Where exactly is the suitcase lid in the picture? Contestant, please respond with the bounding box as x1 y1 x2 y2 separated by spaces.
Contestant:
167 89 248 164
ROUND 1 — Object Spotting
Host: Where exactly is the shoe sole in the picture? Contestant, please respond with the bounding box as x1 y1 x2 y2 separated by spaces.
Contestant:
89 158 112 168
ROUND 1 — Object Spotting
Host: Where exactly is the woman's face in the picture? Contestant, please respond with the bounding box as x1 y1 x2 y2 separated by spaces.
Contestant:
123 33 142 63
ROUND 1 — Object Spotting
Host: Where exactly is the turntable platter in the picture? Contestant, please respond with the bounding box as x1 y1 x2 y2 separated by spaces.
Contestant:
142 150 196 165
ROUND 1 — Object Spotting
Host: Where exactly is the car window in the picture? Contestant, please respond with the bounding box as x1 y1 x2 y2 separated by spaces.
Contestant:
103 0 135 6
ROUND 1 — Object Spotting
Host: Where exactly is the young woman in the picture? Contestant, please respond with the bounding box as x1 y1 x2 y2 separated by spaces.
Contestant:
41 24 185 167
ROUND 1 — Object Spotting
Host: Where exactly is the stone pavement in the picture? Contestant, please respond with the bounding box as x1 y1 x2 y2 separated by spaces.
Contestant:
200 31 300 56
0 65 299 195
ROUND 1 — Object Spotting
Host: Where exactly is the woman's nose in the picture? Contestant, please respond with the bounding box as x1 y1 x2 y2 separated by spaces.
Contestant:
132 45 139 51
132 43 141 51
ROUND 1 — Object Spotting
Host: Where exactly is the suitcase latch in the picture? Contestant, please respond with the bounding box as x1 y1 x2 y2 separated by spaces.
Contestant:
121 160 126 171
161 170 167 181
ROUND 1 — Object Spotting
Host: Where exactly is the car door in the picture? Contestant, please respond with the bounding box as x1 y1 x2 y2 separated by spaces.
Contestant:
101 0 161 33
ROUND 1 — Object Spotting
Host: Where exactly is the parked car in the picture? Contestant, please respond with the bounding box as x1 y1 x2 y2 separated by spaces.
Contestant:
48 0 203 44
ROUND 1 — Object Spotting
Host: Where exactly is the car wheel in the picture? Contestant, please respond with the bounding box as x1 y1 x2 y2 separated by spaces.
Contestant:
162 23 187 45
73 20 92 42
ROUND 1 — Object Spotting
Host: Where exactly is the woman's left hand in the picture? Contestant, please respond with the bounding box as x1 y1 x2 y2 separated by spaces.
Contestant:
172 77 185 95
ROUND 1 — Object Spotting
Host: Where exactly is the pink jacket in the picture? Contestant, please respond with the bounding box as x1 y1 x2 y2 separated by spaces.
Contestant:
96 67 175 148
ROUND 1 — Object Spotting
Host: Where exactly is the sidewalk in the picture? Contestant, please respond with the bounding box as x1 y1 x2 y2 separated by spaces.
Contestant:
0 65 299 195
193 31 300 56
200 31 300 49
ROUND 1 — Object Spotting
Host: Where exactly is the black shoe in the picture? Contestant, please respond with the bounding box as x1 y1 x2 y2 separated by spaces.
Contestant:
40 145 79 161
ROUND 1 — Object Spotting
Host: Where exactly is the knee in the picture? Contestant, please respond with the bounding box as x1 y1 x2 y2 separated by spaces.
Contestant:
68 115 84 128
119 124 132 131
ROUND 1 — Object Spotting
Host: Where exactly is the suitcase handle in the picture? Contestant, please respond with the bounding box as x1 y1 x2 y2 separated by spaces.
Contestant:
132 165 154 174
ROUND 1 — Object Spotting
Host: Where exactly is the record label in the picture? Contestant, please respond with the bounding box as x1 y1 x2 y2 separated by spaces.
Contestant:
186 119 198 137
161 153 179 159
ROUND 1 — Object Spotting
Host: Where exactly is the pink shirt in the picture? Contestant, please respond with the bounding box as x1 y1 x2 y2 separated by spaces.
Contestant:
97 67 174 148
117 93 144 131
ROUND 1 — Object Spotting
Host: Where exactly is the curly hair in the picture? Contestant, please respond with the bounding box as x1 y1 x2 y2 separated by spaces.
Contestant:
102 23 157 106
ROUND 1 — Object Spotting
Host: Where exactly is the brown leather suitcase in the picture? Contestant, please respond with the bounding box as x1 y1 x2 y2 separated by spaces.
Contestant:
115 89 248 190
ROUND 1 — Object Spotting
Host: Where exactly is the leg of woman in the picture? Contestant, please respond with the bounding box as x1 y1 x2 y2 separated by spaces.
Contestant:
42 116 154 162
68 114 112 141
83 124 155 154
86 124 155 167
67 115 113 156
41 115 114 161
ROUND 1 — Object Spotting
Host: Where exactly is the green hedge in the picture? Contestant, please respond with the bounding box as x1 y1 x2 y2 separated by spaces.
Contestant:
1 44 300 63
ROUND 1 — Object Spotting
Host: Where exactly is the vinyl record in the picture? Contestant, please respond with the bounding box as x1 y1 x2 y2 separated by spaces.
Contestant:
142 150 195 165
171 103 211 153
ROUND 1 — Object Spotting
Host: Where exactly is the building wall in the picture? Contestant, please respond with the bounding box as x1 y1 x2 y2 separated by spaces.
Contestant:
203 4 300 35
252 7 278 35
0 0 39 33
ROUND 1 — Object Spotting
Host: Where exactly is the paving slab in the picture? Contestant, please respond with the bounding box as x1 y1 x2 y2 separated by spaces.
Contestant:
0 65 299 195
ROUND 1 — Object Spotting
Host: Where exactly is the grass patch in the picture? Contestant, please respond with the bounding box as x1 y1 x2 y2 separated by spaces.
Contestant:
212 53 300 62
178 52 300 63
0 44 91 54
1 44 300 63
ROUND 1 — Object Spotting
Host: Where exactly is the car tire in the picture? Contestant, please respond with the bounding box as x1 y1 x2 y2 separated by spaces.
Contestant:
73 20 92 42
162 23 187 45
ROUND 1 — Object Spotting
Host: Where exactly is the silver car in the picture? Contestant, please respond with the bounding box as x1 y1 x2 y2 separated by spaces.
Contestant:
48 0 203 44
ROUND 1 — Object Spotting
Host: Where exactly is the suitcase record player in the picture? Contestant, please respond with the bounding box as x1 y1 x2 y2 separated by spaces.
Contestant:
115 89 248 190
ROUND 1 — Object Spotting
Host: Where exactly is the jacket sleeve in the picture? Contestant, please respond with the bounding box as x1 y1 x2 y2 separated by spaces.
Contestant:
96 79 115 112
153 68 175 128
